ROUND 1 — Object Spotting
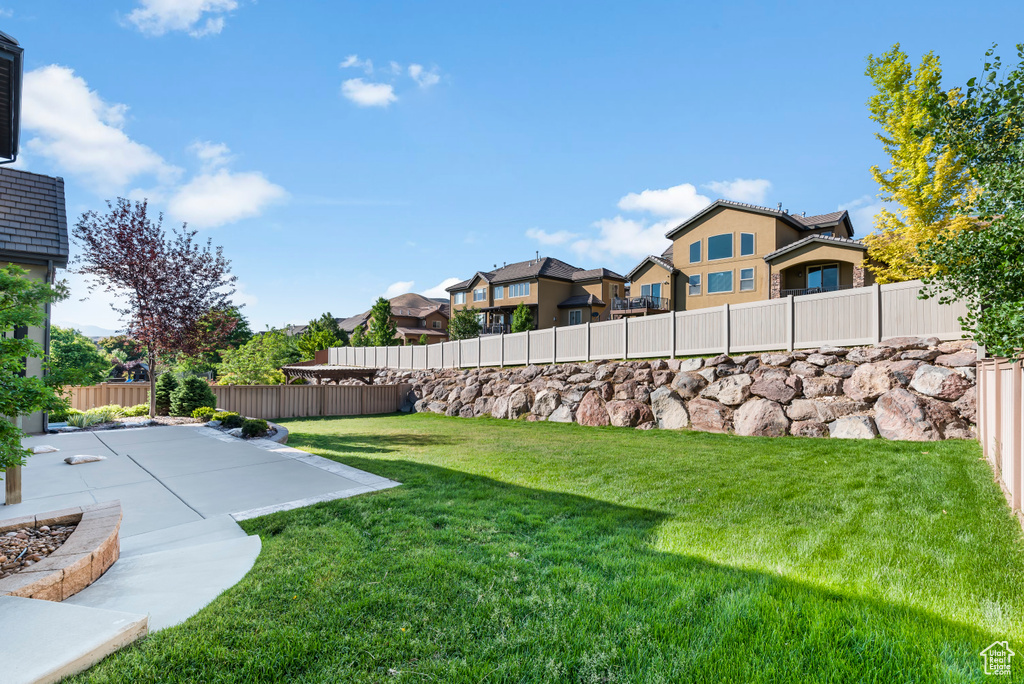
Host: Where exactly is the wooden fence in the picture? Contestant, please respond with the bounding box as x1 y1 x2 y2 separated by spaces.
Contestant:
977 359 1023 527
65 383 409 420
331 279 969 370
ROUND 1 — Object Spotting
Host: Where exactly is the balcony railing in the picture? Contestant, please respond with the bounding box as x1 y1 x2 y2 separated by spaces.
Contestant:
612 296 670 312
481 324 512 335
779 284 855 297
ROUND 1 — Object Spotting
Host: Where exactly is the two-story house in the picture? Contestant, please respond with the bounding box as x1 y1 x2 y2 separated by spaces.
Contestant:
339 292 450 344
447 256 626 333
616 199 872 316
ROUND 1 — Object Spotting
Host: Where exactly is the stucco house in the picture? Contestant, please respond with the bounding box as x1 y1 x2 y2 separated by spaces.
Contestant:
340 292 450 345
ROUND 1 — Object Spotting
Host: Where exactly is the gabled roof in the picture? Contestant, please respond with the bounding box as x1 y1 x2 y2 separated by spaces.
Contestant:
558 293 606 308
572 267 626 282
448 257 622 291
626 254 677 282
665 199 853 241
763 234 867 262
0 168 69 267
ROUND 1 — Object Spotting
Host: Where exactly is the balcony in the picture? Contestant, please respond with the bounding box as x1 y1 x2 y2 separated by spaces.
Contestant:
779 284 855 297
611 296 670 316
481 324 512 335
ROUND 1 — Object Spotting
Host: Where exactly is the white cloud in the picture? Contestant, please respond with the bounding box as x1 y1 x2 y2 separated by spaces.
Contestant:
422 278 462 299
703 178 772 205
188 140 232 170
126 0 238 37
570 216 681 262
617 183 711 217
840 195 891 235
384 280 415 298
341 78 397 107
340 54 374 75
168 167 287 228
525 227 579 246
22 65 180 193
408 63 440 88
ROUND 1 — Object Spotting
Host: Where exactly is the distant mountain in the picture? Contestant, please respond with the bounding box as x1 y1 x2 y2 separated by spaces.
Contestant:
56 323 118 338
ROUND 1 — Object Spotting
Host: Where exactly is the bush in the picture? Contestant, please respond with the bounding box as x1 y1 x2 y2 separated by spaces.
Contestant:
50 406 81 423
154 373 179 416
121 403 150 417
241 418 269 439
85 405 125 424
191 406 217 421
169 376 217 417
66 412 102 428
214 411 243 429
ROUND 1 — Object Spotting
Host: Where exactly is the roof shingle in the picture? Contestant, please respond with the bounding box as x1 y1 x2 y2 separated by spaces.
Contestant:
0 167 69 266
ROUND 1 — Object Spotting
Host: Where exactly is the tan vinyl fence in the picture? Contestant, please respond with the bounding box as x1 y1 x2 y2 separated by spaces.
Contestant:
977 360 1023 527
331 280 969 370
65 383 409 420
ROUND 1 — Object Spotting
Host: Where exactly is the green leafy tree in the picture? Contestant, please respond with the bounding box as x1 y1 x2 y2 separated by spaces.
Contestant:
297 312 347 359
447 307 481 340
216 329 298 385
48 326 110 387
367 297 398 347
0 265 68 473
153 372 179 416
922 43 1024 359
169 376 218 416
350 325 367 347
418 334 429 345
511 303 534 333
98 335 145 362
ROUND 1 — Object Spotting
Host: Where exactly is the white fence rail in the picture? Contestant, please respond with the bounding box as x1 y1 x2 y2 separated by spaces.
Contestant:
332 280 968 370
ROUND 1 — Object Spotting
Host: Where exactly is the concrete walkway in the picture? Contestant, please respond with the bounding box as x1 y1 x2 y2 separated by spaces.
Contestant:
2 424 399 683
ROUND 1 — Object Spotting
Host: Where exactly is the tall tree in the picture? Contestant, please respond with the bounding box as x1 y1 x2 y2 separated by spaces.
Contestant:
350 325 368 347
862 44 976 283
216 329 299 385
511 303 534 333
297 312 347 359
447 307 481 340
367 297 398 347
0 265 67 473
98 334 145 362
73 199 237 416
47 326 110 387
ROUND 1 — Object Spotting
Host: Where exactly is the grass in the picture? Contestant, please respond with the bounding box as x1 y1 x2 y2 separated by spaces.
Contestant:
72 414 1024 683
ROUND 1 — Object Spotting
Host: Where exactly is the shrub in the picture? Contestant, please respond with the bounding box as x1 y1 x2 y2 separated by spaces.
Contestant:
50 406 81 423
66 412 102 428
121 403 150 417
154 373 179 416
214 411 243 429
170 376 217 417
241 418 269 439
191 406 217 421
85 405 125 424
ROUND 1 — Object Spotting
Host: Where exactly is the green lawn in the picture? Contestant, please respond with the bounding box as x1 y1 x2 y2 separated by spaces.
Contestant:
73 414 1024 683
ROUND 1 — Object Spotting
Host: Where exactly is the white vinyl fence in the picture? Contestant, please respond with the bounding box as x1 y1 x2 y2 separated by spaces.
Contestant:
977 359 1024 528
330 280 969 370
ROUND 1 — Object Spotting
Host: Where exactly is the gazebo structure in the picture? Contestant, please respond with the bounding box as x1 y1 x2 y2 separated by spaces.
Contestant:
280 362 377 385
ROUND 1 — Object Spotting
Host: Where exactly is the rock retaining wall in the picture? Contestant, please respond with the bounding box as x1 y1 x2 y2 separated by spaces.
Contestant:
376 336 978 441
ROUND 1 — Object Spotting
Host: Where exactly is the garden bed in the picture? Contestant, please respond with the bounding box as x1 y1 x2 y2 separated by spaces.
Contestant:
0 522 77 579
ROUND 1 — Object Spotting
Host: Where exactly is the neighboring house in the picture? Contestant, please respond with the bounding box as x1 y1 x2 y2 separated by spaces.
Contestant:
340 292 450 344
447 256 626 333
616 199 872 316
0 167 69 434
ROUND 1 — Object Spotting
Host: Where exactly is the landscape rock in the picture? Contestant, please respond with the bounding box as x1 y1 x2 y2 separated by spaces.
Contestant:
874 388 943 441
909 364 972 401
532 389 561 418
607 400 655 428
829 415 878 439
953 390 977 423
935 350 977 367
64 454 107 465
823 362 857 378
786 399 836 423
507 390 532 418
843 363 894 402
649 387 689 429
791 420 830 438
701 374 752 406
734 398 789 437
671 372 707 400
883 359 923 387
576 390 610 427
548 405 574 423
749 377 799 404
900 349 940 361
789 361 822 378
760 353 792 367
846 347 896 364
687 398 732 433
878 336 935 351
802 375 843 398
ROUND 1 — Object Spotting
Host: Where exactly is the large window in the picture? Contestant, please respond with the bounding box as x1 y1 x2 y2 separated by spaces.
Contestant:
640 283 661 298
432 320 442 329
708 234 733 261
508 281 530 297
740 267 755 291
453 292 466 304
707 270 733 293
740 233 755 256
689 240 701 263
473 288 486 301
493 285 504 300
688 274 701 296
568 309 583 325
807 264 839 291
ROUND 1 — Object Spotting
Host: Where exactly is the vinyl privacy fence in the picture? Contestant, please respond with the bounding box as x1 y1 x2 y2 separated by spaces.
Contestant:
977 359 1024 528
331 280 969 370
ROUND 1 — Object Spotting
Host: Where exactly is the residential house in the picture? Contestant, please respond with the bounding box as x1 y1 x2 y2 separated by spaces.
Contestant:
340 292 450 345
447 256 626 333
0 167 69 434
616 199 871 316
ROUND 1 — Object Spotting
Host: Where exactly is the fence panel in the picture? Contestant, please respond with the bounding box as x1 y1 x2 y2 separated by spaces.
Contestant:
977 360 1023 529
794 287 875 349
675 309 724 356
460 338 479 367
442 341 459 368
427 344 442 369
881 280 967 341
413 345 427 369
730 299 788 353
480 336 502 366
529 329 554 365
211 385 280 419
66 383 151 411
399 346 413 370
503 331 528 366
590 319 625 360
555 325 588 363
386 347 399 368
627 313 672 359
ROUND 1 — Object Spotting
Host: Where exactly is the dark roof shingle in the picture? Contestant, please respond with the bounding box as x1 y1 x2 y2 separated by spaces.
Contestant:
0 167 69 266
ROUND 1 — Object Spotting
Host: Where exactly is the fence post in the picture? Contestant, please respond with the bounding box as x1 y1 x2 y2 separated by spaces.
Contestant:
871 283 882 344
440 342 445 369
622 318 628 360
722 303 730 355
669 311 676 359
526 330 531 365
477 335 482 368
994 358 1002 474
499 332 505 368
552 326 557 365
586 320 591 362
786 295 795 352
457 340 462 369
1012 360 1021 513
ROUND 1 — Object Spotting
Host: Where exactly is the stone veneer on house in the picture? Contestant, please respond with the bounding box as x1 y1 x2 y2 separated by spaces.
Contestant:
373 336 978 441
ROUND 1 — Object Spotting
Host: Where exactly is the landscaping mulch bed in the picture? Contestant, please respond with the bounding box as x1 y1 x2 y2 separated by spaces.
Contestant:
0 524 77 579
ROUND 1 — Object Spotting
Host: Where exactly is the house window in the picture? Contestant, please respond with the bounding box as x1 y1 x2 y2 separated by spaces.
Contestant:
640 283 661 299
740 233 755 256
508 281 530 297
807 264 840 291
494 285 504 300
568 309 583 325
688 274 701 296
432 320 442 329
612 284 619 298
707 234 733 261
740 267 755 291
689 240 701 263
453 292 466 304
707 270 733 293
473 288 486 301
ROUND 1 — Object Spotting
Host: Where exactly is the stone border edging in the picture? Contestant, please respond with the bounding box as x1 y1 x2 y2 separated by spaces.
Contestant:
266 421 288 444
0 501 123 602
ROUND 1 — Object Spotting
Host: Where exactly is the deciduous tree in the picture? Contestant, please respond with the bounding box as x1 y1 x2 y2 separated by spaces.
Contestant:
511 303 534 333
368 297 398 347
48 326 109 387
297 312 347 359
447 307 481 340
216 329 298 385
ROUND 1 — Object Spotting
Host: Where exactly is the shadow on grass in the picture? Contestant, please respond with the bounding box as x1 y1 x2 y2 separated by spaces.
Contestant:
75 455 1010 684
276 415 465 454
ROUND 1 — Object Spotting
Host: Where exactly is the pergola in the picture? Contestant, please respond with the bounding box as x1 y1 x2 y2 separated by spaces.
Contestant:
280 364 378 385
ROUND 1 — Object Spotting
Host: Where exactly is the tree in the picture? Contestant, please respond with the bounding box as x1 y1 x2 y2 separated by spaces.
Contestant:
98 335 145 362
350 325 367 347
419 333 429 345
447 307 481 340
170 376 217 416
73 199 237 417
0 265 67 473
511 303 534 333
48 326 110 387
297 312 347 359
921 44 1024 359
367 297 397 347
153 372 179 416
216 329 298 385
861 44 976 283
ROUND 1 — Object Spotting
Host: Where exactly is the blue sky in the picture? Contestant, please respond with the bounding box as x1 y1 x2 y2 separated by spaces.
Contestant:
6 1 1023 333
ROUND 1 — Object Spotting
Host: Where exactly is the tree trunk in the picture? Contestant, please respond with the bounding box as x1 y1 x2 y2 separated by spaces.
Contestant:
148 352 157 418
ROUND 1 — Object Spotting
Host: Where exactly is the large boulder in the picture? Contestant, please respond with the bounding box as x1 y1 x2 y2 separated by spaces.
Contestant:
878 336 936 351
548 405 574 423
828 415 878 439
595 364 616 381
474 396 494 416
649 387 689 429
802 375 843 398
823 362 857 378
843 363 895 402
789 361 822 378
652 370 674 387
507 389 533 418
532 389 561 418
734 398 789 437
614 380 639 401
458 405 476 418
671 372 707 399
807 353 840 367
873 388 943 441
490 395 510 420
938 340 975 354
687 398 732 433
846 347 896 364
749 376 799 404
700 374 752 406
934 350 977 368
883 359 923 387
786 399 836 423
900 349 940 361
612 366 633 384
445 400 464 417
760 352 792 367
677 357 704 372
607 400 655 428
791 420 829 438
909 364 972 401
953 389 977 423
460 384 482 404
576 390 610 427
697 366 718 383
